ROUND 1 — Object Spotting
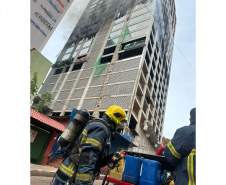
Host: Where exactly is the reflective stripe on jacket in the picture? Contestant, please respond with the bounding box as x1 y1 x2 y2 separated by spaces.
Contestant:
77 118 110 185
56 117 110 185
164 121 196 185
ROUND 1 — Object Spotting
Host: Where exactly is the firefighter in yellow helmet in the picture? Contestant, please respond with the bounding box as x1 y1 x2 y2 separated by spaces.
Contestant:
53 105 127 185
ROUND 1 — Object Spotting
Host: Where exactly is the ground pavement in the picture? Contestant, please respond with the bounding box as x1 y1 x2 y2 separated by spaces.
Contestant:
30 164 112 185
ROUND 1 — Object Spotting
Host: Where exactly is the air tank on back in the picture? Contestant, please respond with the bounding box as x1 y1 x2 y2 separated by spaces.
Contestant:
57 109 90 149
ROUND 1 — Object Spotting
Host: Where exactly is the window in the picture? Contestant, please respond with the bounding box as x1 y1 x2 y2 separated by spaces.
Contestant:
66 47 74 53
150 69 154 79
79 48 89 56
65 66 70 73
122 37 146 50
106 38 118 47
62 53 71 61
52 112 61 116
64 112 71 116
100 55 113 64
150 33 154 46
72 63 83 71
129 114 137 130
118 47 143 60
145 53 150 67
103 46 116 55
54 68 63 75
72 51 78 58
83 40 92 48
77 55 87 60
76 44 81 50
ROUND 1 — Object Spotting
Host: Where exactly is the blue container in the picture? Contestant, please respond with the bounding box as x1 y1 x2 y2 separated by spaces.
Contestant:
139 159 161 185
122 155 142 184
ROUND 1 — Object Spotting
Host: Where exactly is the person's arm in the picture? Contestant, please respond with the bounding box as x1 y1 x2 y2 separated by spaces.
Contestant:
77 123 108 185
164 127 190 166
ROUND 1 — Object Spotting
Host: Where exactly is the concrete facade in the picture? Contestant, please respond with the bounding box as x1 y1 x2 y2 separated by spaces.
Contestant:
39 0 176 154
31 0 74 52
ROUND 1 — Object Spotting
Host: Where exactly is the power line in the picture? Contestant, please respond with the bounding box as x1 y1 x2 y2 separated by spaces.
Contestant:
143 2 195 72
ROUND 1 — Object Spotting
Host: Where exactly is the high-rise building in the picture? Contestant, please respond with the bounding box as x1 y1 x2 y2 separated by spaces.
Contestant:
31 0 74 52
39 0 176 154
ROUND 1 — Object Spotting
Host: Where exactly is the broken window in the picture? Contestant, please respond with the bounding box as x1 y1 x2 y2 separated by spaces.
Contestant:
65 66 70 73
129 114 137 130
52 112 61 116
77 55 87 60
100 55 113 64
103 46 116 55
64 112 71 116
122 37 146 50
118 47 143 60
54 68 63 75
72 63 83 71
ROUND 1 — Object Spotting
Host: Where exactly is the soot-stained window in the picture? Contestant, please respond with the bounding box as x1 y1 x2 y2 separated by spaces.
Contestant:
72 63 83 71
54 68 63 75
118 47 143 60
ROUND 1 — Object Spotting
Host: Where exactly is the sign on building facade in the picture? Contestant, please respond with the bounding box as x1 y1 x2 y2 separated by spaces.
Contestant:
30 0 73 52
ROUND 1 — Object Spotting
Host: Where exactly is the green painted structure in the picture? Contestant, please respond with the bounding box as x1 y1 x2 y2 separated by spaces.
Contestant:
30 49 52 102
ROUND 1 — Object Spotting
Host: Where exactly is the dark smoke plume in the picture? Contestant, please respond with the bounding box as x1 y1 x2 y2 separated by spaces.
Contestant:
58 0 151 61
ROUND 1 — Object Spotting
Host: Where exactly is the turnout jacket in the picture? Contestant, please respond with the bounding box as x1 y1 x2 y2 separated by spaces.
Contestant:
56 116 110 185
164 121 196 185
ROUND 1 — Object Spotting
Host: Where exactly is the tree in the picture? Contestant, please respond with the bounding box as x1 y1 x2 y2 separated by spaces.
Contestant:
32 91 52 113
30 72 38 98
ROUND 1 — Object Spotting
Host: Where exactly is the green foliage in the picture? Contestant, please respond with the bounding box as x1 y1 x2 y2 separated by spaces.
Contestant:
30 72 38 97
32 91 52 113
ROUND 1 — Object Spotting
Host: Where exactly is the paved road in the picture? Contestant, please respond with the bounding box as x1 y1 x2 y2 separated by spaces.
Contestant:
31 176 53 185
30 176 114 185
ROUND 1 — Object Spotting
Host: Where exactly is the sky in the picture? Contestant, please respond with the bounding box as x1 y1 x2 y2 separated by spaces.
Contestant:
41 0 196 139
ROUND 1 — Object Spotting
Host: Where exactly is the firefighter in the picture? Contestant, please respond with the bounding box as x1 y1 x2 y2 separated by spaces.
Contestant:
52 105 127 185
164 108 196 185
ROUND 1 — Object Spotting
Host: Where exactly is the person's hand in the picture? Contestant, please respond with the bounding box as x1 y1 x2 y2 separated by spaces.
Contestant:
95 172 100 180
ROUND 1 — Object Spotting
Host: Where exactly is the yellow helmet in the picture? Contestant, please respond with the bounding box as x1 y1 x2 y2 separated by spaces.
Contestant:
105 105 127 125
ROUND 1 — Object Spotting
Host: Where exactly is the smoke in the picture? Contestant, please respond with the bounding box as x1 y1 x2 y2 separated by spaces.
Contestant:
62 0 90 40
59 0 152 60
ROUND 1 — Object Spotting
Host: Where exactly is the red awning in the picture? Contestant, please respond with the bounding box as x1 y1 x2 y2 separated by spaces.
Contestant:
30 108 65 132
